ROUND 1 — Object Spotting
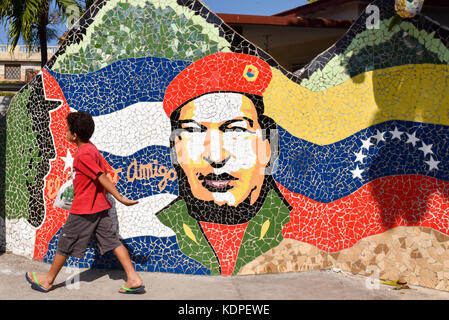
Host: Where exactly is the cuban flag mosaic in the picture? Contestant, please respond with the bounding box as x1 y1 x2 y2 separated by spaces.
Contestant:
3 0 449 282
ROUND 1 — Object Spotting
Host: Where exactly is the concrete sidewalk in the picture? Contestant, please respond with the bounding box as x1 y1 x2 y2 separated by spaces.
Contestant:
1 252 449 300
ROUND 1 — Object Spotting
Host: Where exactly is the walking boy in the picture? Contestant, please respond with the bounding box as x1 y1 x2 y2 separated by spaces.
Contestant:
26 111 144 294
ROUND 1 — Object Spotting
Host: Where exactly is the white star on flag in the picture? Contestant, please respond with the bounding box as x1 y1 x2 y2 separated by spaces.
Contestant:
373 130 386 143
425 156 440 171
354 149 367 163
418 141 434 157
360 137 373 150
61 149 74 173
350 165 364 179
405 131 420 147
389 127 404 140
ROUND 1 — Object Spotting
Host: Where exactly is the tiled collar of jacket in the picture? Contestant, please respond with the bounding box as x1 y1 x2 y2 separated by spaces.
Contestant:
156 188 291 275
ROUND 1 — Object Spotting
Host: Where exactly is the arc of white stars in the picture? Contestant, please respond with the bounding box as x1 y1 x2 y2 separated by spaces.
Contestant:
351 128 440 180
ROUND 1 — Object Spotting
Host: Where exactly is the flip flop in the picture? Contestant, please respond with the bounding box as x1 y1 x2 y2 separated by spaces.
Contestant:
119 285 145 294
25 272 50 293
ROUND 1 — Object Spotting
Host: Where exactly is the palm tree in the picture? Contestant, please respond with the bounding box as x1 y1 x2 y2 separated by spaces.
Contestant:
0 0 83 67
58 0 95 45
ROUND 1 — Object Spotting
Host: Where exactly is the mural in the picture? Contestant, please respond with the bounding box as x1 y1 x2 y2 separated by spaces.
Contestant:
3 0 449 289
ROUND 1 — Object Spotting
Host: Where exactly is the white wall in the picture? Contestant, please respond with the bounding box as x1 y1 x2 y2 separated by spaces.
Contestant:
305 2 362 20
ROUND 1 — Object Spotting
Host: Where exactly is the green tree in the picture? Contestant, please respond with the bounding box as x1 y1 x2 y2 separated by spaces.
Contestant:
0 0 85 67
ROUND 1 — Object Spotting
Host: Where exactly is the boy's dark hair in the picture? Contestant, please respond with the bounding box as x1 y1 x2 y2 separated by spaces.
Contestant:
66 111 95 142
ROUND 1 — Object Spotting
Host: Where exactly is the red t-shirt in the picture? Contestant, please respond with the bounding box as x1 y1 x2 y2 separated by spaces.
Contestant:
70 142 111 214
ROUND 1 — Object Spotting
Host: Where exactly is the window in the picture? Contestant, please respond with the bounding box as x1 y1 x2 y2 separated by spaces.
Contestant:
4 64 21 80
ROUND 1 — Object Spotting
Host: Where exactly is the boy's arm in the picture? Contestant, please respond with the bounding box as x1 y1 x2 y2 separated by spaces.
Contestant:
97 172 138 206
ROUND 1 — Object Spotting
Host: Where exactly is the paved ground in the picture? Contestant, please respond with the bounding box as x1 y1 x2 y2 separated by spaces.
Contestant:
1 252 449 301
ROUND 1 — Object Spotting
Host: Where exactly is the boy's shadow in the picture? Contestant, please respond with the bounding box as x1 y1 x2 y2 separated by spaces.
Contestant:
53 241 147 293
51 266 127 290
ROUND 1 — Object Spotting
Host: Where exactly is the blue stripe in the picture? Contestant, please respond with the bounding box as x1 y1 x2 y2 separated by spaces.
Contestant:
45 56 192 116
273 120 449 203
96 120 449 204
44 229 210 274
100 146 178 200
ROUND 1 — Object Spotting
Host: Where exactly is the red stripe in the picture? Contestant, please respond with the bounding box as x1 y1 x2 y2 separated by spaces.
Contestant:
34 70 117 260
34 69 73 260
279 175 449 252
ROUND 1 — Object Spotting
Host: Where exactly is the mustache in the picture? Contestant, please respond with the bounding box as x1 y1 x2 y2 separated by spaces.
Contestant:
198 173 238 181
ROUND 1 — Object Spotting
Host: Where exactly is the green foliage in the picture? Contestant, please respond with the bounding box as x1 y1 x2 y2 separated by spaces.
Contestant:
301 19 449 91
4 87 38 220
0 0 85 65
52 1 231 74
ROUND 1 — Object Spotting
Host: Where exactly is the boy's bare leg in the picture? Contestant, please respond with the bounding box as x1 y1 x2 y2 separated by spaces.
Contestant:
113 245 143 292
27 254 67 290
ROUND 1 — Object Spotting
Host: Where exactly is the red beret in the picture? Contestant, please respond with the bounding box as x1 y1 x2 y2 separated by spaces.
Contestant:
163 52 272 118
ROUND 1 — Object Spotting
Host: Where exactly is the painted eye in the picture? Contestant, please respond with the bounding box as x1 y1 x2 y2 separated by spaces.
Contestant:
227 127 247 133
183 127 204 133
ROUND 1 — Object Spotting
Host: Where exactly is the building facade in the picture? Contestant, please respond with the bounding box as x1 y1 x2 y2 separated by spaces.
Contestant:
220 0 449 72
0 45 58 92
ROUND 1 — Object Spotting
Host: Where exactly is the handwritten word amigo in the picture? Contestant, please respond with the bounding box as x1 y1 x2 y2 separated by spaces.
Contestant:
125 159 177 191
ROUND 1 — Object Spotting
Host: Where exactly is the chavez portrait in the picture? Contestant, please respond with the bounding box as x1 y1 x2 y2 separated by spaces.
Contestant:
156 52 292 276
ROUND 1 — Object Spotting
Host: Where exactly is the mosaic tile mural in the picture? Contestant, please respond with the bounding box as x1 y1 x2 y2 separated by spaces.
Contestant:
3 0 449 290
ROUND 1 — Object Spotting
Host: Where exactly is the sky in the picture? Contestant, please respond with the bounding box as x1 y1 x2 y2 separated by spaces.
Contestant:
0 0 308 46
204 0 307 15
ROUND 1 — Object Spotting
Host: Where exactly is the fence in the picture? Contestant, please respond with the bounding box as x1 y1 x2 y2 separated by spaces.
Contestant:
0 45 59 55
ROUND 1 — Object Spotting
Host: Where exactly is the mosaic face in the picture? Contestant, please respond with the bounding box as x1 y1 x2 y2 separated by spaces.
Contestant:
173 93 270 207
3 0 449 289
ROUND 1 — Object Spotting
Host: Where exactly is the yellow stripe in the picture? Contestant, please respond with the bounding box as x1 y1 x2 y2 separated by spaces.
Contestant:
264 64 449 145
